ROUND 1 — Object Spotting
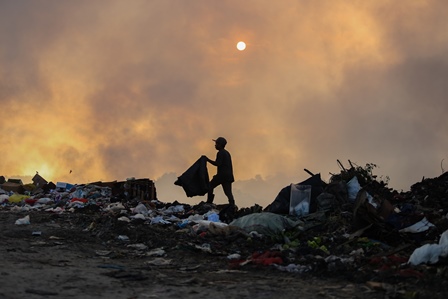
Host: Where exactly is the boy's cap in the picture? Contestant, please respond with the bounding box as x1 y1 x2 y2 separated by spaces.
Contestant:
212 137 227 146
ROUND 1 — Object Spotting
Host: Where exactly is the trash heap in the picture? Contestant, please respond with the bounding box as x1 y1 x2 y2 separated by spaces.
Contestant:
2 162 448 296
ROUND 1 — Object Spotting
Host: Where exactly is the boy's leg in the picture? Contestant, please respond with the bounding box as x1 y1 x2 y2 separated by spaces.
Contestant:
222 182 235 206
207 176 219 203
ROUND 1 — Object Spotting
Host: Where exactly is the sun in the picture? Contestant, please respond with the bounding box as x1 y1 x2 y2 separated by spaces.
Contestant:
236 41 246 51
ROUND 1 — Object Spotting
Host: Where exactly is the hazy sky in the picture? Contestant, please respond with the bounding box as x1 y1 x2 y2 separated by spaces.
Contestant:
1 0 448 208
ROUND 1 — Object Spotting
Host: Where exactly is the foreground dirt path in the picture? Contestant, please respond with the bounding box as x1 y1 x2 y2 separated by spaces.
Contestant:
1 243 375 299
0 210 386 299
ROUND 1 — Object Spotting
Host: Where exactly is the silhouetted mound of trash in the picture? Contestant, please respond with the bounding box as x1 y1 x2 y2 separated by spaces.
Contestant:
3 161 448 297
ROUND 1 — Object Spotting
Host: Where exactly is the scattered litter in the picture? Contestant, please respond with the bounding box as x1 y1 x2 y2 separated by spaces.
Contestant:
106 202 125 212
0 194 9 203
15 215 30 225
8 194 30 203
274 263 311 273
36 197 52 204
146 248 166 257
227 253 242 260
132 203 149 214
196 243 211 253
399 217 435 233
207 212 220 222
131 213 146 220
150 215 171 225
117 235 130 242
408 229 448 265
177 219 190 228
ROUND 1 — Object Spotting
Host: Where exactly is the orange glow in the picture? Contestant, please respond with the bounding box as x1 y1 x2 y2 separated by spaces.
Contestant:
1 1 447 207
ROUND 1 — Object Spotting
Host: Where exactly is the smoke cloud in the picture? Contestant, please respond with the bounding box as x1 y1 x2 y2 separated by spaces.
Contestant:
1 1 448 207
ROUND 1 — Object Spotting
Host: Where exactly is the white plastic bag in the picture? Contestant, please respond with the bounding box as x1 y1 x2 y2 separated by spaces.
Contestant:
15 215 30 225
399 217 435 233
347 176 361 203
408 229 448 265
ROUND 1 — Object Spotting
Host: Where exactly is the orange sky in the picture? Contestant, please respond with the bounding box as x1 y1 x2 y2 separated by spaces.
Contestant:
1 0 448 208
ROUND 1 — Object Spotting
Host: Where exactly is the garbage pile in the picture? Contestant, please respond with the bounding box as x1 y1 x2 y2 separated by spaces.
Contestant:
2 162 448 296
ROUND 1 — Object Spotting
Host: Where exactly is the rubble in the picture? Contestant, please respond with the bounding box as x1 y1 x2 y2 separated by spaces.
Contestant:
2 161 448 297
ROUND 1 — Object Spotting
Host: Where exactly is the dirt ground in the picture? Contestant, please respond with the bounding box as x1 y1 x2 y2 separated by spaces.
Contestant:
1 208 447 299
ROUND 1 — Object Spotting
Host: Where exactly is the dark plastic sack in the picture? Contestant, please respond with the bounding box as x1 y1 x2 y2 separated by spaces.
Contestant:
174 156 210 197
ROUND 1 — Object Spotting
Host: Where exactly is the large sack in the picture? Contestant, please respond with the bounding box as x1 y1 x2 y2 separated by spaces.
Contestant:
174 156 210 197
230 212 303 237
